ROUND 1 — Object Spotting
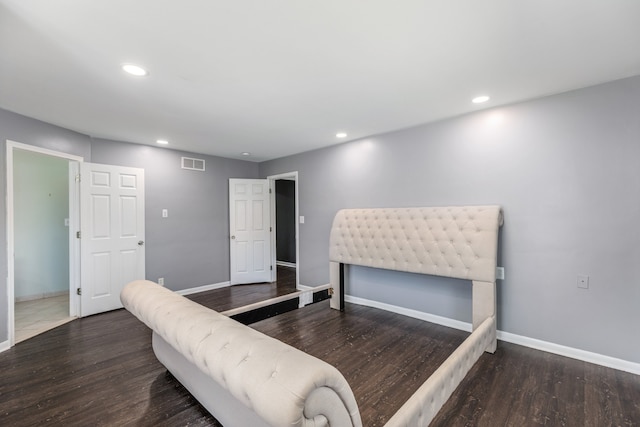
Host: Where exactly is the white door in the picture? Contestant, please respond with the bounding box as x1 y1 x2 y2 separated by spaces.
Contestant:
229 179 272 284
79 162 145 316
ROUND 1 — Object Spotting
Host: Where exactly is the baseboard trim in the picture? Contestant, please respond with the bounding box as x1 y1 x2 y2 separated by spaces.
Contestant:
497 330 640 376
345 295 472 332
345 294 640 376
0 339 10 353
15 290 67 302
176 281 231 296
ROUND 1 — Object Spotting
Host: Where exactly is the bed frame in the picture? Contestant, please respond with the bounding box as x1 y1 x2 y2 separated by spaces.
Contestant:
328 205 503 426
122 205 502 427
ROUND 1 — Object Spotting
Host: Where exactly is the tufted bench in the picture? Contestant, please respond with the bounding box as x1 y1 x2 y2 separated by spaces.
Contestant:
121 280 362 427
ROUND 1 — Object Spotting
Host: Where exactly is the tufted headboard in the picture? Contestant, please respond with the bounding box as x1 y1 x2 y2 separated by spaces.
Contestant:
329 205 503 283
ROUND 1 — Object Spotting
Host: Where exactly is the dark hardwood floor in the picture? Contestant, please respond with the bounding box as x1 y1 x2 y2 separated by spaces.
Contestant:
1 267 638 426
187 265 297 311
254 302 640 427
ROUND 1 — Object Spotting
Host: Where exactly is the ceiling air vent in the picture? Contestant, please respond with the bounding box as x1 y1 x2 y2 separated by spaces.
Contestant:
181 156 205 171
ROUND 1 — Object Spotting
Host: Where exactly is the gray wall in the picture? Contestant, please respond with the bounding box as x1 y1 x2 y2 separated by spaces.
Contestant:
91 138 259 290
0 108 258 343
2 75 639 364
0 108 91 342
259 75 640 364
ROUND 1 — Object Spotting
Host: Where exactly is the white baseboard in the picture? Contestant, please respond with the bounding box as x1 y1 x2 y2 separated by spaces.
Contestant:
276 261 297 268
176 281 231 296
345 295 472 332
0 339 10 353
15 290 67 302
497 330 640 376
345 294 640 376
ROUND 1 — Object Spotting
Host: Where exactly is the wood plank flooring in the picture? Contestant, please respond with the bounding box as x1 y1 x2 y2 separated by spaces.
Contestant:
1 268 638 426
188 265 297 311
254 302 640 427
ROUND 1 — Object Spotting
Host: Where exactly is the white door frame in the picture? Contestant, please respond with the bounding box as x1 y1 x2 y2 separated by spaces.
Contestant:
267 171 300 289
5 140 83 347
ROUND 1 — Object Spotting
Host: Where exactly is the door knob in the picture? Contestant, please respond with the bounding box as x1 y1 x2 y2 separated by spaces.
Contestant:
231 235 235 239
138 240 144 246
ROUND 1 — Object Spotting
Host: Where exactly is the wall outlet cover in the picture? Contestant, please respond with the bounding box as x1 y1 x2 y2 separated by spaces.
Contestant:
577 275 589 289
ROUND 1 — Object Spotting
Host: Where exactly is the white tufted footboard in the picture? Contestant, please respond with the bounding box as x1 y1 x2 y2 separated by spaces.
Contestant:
121 280 362 427
384 316 496 427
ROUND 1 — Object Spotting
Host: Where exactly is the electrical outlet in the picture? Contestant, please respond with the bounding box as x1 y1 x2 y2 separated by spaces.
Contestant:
158 277 165 286
299 216 305 224
162 209 168 218
577 275 589 289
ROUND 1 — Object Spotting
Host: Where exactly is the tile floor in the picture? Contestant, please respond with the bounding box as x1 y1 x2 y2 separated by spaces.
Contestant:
14 295 75 343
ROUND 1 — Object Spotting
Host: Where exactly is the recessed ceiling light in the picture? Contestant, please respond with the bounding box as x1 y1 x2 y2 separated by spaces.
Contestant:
472 95 490 104
336 132 348 138
241 152 251 156
156 139 169 145
122 64 148 76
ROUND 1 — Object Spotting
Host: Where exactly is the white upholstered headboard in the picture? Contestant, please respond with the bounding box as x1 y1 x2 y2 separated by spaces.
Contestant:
329 205 503 283
328 206 504 426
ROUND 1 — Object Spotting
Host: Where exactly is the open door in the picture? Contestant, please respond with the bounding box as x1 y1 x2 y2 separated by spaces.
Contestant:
77 162 145 316
229 179 272 285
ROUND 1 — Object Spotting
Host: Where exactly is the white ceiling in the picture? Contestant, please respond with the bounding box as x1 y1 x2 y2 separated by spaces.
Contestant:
1 1 639 162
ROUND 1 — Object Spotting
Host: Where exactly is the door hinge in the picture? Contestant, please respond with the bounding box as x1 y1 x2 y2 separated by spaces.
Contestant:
76 288 82 296
75 174 81 182
270 265 273 271
76 231 81 239
270 226 272 232
269 188 272 194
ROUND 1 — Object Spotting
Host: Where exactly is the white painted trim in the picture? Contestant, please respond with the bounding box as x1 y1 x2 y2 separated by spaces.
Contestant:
220 284 330 314
15 290 68 302
267 171 300 289
276 261 297 269
68 162 81 318
0 339 10 353
345 294 472 332
6 140 84 162
345 294 640 376
175 281 231 296
497 331 640 376
6 140 84 348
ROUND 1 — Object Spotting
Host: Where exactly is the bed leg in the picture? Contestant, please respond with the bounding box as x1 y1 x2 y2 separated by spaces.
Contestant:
472 280 497 353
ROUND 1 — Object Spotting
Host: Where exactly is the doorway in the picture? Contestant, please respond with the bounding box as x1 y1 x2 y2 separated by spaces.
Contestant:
268 172 299 290
6 141 83 345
